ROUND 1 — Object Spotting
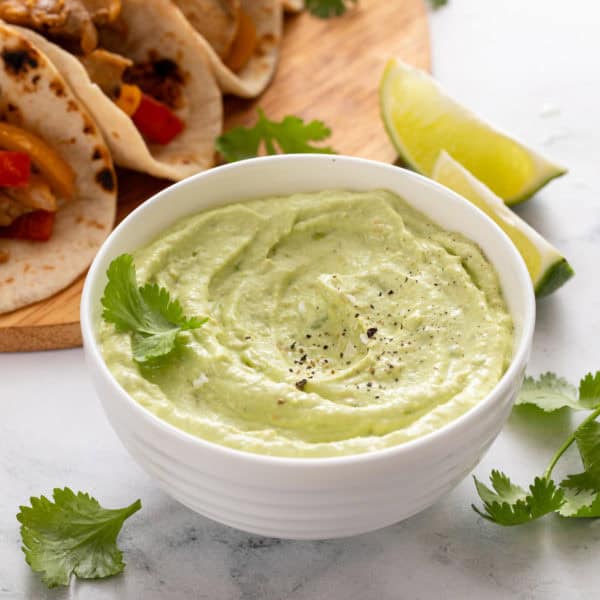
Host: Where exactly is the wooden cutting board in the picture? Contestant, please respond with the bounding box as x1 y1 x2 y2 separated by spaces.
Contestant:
0 0 430 352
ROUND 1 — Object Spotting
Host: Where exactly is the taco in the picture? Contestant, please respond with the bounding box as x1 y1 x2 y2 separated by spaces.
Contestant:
0 21 116 314
12 0 222 181
172 0 283 98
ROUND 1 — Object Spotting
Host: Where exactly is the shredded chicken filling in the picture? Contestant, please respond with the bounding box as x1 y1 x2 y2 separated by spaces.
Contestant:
0 0 121 52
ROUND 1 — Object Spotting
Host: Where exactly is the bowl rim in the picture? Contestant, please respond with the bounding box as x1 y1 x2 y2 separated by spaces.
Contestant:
81 154 536 467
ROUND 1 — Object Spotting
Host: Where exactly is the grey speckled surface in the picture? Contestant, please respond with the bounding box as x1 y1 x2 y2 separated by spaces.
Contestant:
2 0 600 597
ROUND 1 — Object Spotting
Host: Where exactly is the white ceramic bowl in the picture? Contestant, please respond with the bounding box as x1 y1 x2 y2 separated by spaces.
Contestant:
81 155 535 540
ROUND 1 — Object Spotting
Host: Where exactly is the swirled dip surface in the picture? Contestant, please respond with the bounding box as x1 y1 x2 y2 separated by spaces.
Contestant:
99 190 513 457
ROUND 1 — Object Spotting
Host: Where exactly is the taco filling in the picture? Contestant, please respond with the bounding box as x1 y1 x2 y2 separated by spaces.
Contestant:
172 0 258 73
0 122 75 241
0 0 121 53
223 7 257 72
0 0 187 145
79 49 185 145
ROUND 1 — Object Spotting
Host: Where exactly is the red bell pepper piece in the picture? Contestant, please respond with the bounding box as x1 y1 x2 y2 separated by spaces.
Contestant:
0 151 31 187
132 94 184 145
0 210 54 241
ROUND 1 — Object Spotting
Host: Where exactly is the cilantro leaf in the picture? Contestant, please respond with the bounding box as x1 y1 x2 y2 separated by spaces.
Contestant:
559 417 600 517
516 372 581 412
559 488 600 517
17 488 141 588
305 0 356 18
100 253 147 333
579 372 600 409
101 254 207 363
472 471 564 526
561 420 600 493
429 0 448 8
516 371 600 412
216 109 336 162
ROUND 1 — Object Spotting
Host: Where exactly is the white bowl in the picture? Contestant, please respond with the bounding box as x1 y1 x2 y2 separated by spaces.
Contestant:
81 155 535 540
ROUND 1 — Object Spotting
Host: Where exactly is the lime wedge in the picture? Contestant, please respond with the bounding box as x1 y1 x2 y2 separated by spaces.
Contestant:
380 59 566 205
432 152 574 297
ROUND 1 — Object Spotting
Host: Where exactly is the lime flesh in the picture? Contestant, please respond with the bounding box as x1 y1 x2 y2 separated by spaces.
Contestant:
432 152 574 297
380 59 566 205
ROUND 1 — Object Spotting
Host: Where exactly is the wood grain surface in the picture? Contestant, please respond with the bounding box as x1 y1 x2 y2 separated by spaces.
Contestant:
0 0 430 352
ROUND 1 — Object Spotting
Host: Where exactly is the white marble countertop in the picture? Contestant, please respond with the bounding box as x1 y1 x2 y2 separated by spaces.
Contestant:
2 0 599 598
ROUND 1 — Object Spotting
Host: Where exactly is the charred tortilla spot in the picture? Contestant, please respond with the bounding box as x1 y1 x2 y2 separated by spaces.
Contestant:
67 100 78 112
95 167 115 192
87 219 105 230
42 265 54 271
83 121 95 135
2 48 38 77
6 103 16 112
258 33 277 55
4 276 15 283
92 147 102 160
50 79 65 97
31 74 40 85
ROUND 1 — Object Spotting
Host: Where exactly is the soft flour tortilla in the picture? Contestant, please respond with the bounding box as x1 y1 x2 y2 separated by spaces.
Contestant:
176 0 283 98
0 22 117 314
173 0 240 59
16 0 223 181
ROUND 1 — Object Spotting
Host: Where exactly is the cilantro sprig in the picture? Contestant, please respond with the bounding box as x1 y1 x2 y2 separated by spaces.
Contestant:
18 488 141 588
305 0 446 17
473 371 600 525
216 109 336 163
101 254 207 363
306 0 357 18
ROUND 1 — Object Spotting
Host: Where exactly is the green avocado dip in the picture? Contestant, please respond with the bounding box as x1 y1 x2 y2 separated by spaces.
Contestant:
99 189 513 457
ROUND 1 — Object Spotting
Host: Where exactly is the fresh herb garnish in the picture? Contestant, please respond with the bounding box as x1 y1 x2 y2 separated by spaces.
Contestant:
517 371 600 412
216 109 336 162
306 0 446 16
18 488 141 588
428 0 448 9
305 0 357 18
473 371 600 525
473 472 565 525
101 253 207 363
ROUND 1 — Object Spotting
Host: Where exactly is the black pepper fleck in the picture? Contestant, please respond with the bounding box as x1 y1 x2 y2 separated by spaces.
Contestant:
366 327 378 338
